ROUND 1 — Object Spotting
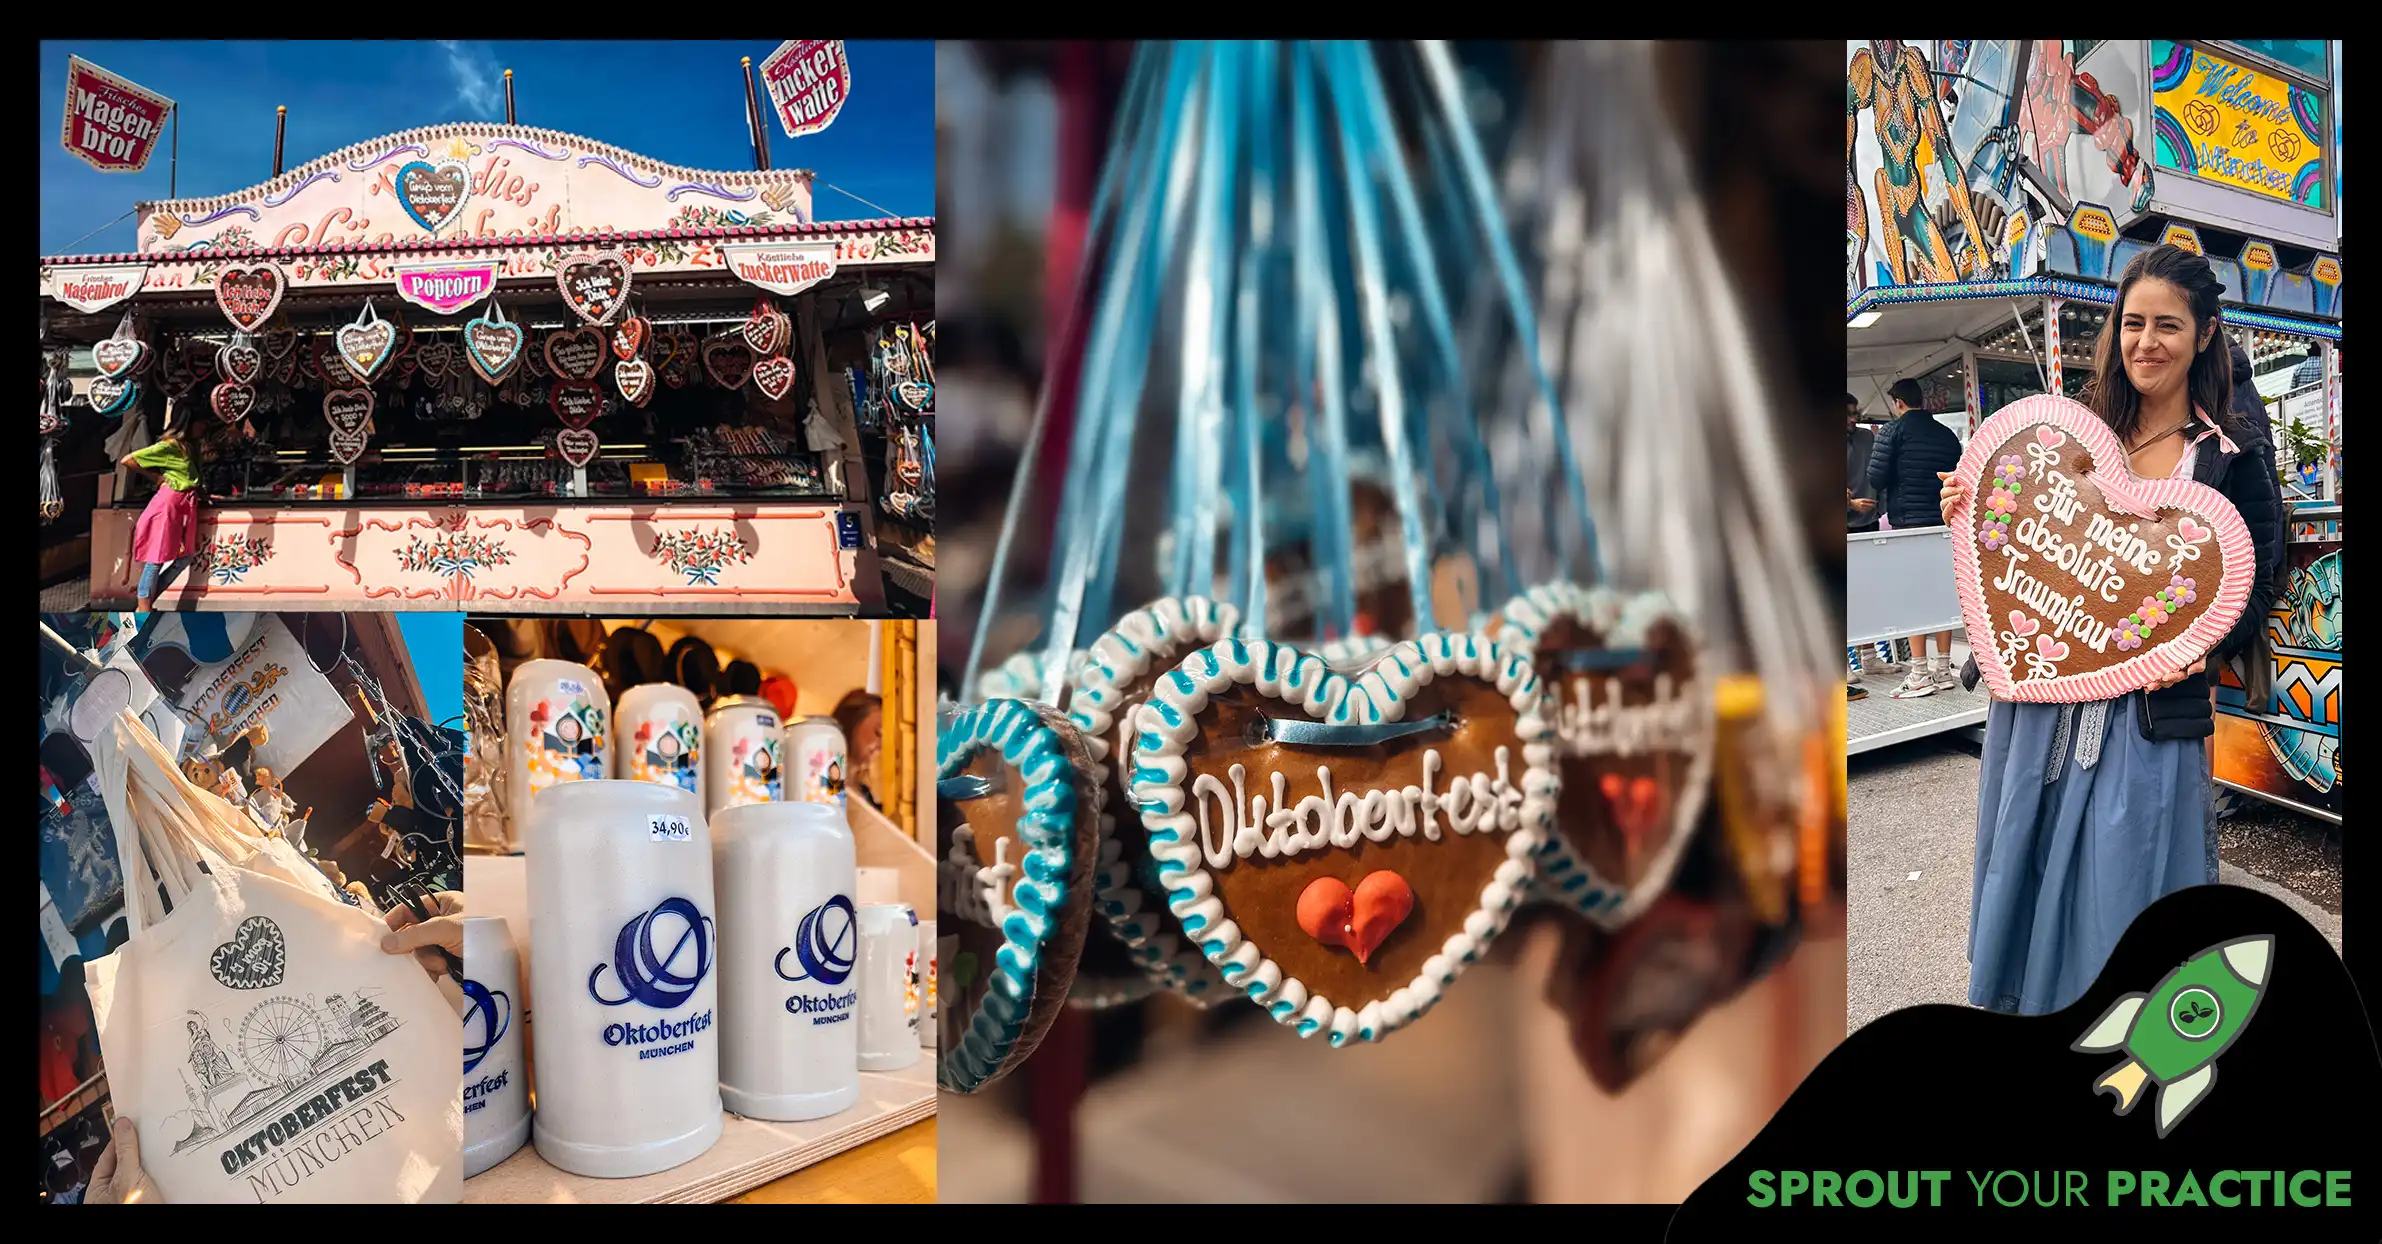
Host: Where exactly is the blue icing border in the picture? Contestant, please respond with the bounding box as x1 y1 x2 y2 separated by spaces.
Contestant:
936 698 1086 1094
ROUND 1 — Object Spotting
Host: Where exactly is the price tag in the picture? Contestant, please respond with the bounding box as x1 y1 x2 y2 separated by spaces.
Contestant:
836 510 862 549
648 814 693 842
757 714 778 730
559 678 587 696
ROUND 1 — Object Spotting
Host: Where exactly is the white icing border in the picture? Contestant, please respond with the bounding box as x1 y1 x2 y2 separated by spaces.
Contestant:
1133 631 1555 1045
1496 580 1717 928
1066 596 1239 1006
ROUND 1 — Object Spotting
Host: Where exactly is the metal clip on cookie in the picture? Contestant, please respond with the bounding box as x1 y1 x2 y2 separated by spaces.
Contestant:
1252 709 1458 748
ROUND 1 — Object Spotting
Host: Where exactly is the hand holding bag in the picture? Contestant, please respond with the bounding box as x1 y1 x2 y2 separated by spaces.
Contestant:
82 711 464 1204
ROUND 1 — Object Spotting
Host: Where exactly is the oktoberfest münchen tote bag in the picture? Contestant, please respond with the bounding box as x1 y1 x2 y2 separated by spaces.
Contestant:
82 712 464 1204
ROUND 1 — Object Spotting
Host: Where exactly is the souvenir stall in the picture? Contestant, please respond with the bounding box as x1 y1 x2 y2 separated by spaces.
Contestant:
940 40 1842 1204
457 616 934 1204
36 611 463 1204
1846 40 2341 763
37 122 935 613
854 320 936 612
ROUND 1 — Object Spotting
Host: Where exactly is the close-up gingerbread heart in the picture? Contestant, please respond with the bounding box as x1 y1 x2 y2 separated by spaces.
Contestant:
211 381 257 424
337 319 397 383
613 358 655 406
214 264 286 332
554 427 601 469
543 326 609 380
751 355 796 401
395 158 473 234
217 339 264 386
1496 581 1714 927
703 337 755 389
1950 394 2255 702
549 381 605 429
323 388 375 436
556 251 632 325
1063 597 1242 1007
937 698 1100 1093
1134 631 1556 1046
93 337 148 379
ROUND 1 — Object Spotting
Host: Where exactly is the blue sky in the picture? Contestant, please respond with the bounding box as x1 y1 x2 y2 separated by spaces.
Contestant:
396 614 464 733
40 40 934 255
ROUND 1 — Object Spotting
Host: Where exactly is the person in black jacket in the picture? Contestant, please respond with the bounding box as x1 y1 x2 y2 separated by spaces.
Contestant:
1937 244 2284 1017
1867 377 1965 697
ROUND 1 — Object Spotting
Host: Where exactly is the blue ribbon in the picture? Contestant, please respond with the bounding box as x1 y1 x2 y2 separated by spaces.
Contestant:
1228 42 1278 637
1259 709 1455 747
962 52 1161 701
1322 41 1436 635
937 774 996 801
1173 43 1240 604
1292 44 1359 640
1415 41 1604 587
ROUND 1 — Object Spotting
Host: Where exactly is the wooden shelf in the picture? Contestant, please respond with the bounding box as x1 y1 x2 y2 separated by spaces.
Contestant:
462 1058 935 1204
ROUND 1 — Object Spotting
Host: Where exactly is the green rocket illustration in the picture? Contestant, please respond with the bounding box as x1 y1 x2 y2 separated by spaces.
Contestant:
2071 935 2274 1138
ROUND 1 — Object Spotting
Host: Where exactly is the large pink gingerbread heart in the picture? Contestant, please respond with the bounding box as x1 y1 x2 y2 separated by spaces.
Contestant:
1950 394 2255 703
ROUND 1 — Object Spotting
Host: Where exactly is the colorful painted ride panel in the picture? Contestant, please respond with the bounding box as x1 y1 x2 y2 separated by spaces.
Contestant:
2214 546 2340 819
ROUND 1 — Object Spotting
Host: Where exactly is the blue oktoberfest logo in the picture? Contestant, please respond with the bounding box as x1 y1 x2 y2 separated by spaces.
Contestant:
587 897 714 1010
775 894 859 987
461 977 511 1074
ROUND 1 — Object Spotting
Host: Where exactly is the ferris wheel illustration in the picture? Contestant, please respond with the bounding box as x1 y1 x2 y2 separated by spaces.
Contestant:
236 997 327 1088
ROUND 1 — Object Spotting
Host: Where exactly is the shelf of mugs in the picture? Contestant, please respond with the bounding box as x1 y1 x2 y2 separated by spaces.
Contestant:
460 1060 934 1205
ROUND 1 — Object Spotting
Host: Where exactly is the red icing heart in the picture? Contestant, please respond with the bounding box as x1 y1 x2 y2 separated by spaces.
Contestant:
1296 872 1415 966
1598 773 1666 861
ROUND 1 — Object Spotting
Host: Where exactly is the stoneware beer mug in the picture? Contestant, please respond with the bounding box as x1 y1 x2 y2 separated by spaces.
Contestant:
462 916 530 1178
615 681 704 798
713 800 861 1121
704 695 784 820
525 780 724 1178
856 902 921 1072
506 659 612 831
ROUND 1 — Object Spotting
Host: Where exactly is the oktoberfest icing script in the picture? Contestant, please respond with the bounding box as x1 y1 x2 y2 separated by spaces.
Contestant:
1184 747 1525 870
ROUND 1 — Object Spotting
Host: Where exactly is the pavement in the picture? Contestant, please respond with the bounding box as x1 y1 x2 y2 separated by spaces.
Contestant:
1847 735 2343 1034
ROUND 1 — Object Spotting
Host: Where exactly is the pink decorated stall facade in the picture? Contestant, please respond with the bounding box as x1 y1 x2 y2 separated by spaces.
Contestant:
92 503 864 611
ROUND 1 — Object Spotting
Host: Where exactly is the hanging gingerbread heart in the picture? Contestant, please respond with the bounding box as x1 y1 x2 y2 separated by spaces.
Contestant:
1134 631 1556 1047
1553 891 1754 1094
1063 596 1244 1007
1495 582 1713 928
393 348 419 389
555 251 632 326
741 298 786 355
323 387 375 437
328 426 371 465
93 336 148 380
394 157 474 235
549 381 605 429
751 355 796 401
554 427 601 469
311 336 348 385
214 263 287 332
894 379 934 412
270 347 299 386
936 698 1102 1093
89 376 138 416
159 343 196 398
543 326 608 380
218 335 264 386
210 381 257 424
613 358 655 407
336 300 397 383
612 315 649 362
262 318 298 359
702 337 754 389
417 338 454 380
525 339 552 378
465 302 525 385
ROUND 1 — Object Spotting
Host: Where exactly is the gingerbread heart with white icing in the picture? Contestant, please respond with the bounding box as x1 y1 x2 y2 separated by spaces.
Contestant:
937 698 1100 1093
93 337 148 379
543 326 608 381
1496 581 1714 928
554 427 601 469
702 337 754 390
218 340 263 386
1133 631 1555 1045
210 381 257 424
1952 394 2256 702
752 355 796 401
1063 597 1243 1007
613 357 654 406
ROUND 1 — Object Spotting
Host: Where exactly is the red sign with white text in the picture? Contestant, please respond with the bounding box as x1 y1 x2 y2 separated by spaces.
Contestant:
760 41 852 140
61 56 173 174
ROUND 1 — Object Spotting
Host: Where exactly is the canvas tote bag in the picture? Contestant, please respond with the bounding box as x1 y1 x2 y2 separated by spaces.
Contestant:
83 711 464 1204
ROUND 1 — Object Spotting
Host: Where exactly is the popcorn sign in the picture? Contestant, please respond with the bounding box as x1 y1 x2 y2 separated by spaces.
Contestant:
61 56 173 174
393 260 500 316
760 40 852 140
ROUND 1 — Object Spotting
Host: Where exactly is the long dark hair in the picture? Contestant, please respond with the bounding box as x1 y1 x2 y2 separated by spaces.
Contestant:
2082 244 2239 446
159 408 209 472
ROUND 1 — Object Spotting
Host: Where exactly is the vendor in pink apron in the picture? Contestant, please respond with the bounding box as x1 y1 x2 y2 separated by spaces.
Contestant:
115 414 210 613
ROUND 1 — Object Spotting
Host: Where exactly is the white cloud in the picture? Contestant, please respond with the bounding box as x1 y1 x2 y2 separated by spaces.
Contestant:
437 40 502 118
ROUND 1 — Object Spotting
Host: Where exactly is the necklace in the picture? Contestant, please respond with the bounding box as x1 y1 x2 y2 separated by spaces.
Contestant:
2126 417 2191 458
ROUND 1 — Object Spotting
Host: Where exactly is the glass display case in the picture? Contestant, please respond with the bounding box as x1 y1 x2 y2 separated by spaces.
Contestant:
185 433 834 505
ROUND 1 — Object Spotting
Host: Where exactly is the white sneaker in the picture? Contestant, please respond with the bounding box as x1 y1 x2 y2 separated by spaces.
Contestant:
1931 660 1960 691
1890 669 1939 699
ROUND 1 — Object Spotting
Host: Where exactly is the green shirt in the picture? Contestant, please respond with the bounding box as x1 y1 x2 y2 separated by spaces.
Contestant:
126 440 199 492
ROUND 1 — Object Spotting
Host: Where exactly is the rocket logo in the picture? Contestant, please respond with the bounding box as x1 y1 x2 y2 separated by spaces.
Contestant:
2071 935 2273 1139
